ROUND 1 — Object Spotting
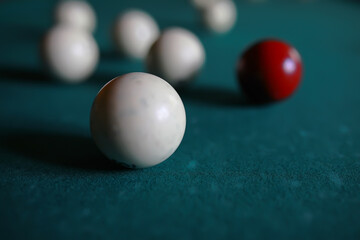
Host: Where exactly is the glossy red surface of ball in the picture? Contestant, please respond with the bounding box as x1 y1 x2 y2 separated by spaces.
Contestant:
237 39 303 102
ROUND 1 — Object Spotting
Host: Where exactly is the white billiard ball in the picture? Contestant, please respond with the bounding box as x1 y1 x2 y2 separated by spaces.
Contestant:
55 0 96 32
113 10 160 59
43 25 99 83
201 0 237 33
190 0 221 9
146 28 205 87
90 72 186 169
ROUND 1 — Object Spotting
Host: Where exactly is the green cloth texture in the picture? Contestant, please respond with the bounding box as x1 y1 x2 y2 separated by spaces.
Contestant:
0 0 359 239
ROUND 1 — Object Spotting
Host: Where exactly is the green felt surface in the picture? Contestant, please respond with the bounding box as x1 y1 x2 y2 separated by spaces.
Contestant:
1 0 360 239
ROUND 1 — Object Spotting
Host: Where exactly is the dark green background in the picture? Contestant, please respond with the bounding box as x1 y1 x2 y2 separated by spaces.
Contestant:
1 0 360 239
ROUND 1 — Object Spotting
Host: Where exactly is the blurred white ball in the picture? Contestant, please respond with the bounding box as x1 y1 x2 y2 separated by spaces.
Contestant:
201 0 237 33
55 0 96 32
113 10 160 59
43 25 99 83
146 28 205 87
191 0 221 9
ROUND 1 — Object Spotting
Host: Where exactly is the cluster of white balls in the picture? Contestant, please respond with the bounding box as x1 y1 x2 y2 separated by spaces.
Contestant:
42 0 238 169
112 0 237 87
112 11 205 87
42 0 237 85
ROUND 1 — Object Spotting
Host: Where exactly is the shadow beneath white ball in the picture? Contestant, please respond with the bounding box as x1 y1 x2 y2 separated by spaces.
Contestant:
0 66 49 83
179 86 270 107
2 131 129 171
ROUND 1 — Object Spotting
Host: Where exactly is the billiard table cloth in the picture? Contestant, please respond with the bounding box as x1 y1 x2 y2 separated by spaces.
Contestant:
0 0 359 239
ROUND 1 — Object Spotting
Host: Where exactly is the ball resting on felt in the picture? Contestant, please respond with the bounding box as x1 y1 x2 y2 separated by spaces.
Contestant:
42 25 99 83
237 39 303 102
113 10 160 59
55 0 97 32
90 72 186 169
146 28 205 87
201 0 237 34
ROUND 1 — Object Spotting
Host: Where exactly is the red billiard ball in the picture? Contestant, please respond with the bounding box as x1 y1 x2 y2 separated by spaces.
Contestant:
237 39 303 102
